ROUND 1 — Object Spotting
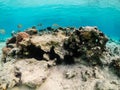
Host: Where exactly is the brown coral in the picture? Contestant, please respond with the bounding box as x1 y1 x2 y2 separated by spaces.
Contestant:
2 47 11 63
16 32 30 47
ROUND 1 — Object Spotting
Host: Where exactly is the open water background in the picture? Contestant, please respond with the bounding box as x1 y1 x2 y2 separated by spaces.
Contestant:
0 0 120 40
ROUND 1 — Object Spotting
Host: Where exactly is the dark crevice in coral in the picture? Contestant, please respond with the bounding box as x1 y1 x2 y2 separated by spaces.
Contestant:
64 55 75 64
48 46 62 64
87 55 103 67
14 68 22 86
26 44 45 60
109 59 120 77
6 36 16 46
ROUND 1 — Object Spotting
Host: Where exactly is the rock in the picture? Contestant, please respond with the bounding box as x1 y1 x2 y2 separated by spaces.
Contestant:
114 47 120 55
63 26 108 65
25 28 38 35
110 80 119 85
15 59 49 88
95 80 118 90
0 83 8 90
47 27 53 31
18 38 31 48
109 58 120 77
43 53 50 61
8 78 20 88
7 44 16 48
81 70 94 81
93 67 104 79
46 61 56 68
2 47 12 63
64 70 77 79
14 67 22 79
8 48 20 58
3 30 65 61
16 32 30 47
11 39 45 60
2 47 11 55
4 26 109 66
24 82 37 88
58 27 64 30
6 36 16 45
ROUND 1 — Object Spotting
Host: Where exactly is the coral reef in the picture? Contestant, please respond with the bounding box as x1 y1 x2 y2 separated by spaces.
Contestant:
109 58 120 77
63 26 108 65
16 32 30 47
3 26 109 65
0 26 120 90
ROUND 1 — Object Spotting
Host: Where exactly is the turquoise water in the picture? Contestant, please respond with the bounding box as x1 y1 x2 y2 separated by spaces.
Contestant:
0 0 120 41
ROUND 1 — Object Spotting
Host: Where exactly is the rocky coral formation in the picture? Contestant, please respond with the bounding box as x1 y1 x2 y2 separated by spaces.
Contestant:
63 26 108 65
0 26 120 90
25 28 38 35
1 27 68 64
16 32 30 47
0 59 51 90
109 58 120 77
1 47 11 63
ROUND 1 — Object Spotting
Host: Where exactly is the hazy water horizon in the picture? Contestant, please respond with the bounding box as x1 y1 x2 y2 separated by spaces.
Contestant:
0 0 120 40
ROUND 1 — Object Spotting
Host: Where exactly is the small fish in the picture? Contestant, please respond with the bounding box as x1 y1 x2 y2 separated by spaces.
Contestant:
0 29 6 34
37 23 42 26
32 26 36 29
11 30 16 36
17 24 22 28
52 23 59 27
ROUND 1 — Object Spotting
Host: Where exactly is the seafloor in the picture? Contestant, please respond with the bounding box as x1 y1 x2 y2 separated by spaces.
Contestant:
0 26 120 90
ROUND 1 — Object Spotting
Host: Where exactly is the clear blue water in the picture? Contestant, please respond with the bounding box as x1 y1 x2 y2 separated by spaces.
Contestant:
0 0 120 41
